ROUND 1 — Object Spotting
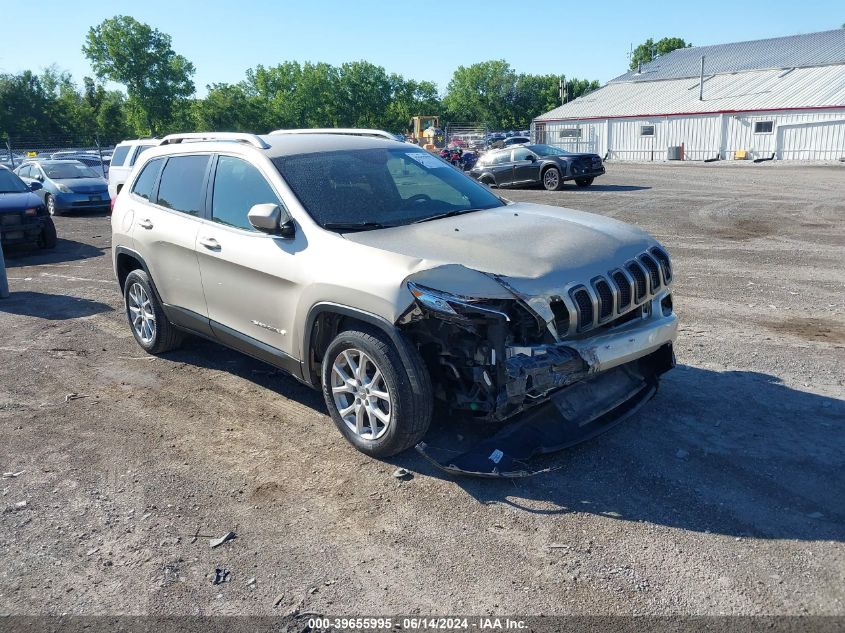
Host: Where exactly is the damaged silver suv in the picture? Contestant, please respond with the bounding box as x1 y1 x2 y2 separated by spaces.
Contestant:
111 132 677 463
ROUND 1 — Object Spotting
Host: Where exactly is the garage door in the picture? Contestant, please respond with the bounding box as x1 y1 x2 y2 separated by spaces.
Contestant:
777 120 845 160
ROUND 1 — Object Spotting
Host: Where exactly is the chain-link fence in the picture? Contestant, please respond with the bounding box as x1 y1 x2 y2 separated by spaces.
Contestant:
444 122 490 151
2 135 120 178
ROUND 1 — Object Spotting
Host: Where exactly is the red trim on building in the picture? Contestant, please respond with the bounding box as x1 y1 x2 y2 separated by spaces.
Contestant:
535 104 845 123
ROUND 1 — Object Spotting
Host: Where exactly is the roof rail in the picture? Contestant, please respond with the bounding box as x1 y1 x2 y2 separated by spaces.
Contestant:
158 132 270 149
269 128 399 141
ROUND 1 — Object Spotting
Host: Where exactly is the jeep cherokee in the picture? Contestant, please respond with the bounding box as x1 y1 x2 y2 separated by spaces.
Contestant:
111 132 677 459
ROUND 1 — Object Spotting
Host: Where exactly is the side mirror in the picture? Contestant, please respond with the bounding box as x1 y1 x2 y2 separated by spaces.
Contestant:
248 203 295 238
527 155 537 162
29 181 43 191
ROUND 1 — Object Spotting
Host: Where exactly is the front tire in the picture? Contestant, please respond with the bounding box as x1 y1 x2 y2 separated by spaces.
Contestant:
575 177 594 187
542 167 564 191
45 193 60 216
123 269 183 354
38 217 57 249
321 328 432 457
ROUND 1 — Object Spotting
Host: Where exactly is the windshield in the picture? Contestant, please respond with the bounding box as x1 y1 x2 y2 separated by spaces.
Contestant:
0 169 28 193
273 148 504 230
43 163 99 179
528 144 574 157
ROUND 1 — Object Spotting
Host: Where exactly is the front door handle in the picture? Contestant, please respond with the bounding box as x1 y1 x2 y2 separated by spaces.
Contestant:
199 236 221 250
138 219 153 230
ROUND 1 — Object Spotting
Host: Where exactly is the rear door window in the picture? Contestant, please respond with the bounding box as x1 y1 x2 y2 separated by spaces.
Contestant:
110 146 130 167
211 156 281 231
512 147 535 161
130 158 165 202
156 155 210 215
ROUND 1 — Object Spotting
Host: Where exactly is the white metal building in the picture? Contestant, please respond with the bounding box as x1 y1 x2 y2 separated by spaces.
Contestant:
533 30 845 161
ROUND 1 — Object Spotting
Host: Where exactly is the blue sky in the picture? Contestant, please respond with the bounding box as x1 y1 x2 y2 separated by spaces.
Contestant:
1 0 841 95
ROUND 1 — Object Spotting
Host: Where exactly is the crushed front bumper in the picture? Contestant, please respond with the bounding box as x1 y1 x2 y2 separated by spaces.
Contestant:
499 309 678 419
417 343 675 477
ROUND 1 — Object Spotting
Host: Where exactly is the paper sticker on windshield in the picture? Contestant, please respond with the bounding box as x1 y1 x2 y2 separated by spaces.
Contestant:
406 152 447 168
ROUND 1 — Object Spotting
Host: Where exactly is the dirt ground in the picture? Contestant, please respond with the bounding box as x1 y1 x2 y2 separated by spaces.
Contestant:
0 162 843 618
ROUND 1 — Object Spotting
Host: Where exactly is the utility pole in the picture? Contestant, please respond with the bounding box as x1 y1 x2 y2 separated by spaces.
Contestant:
699 56 705 101
559 75 567 105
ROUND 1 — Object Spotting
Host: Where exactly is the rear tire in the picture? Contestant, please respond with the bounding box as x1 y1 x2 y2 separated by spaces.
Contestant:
38 217 57 249
575 177 594 187
542 167 564 191
321 327 432 457
123 269 183 355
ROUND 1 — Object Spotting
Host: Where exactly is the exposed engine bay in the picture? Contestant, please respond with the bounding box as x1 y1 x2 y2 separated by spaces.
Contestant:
398 280 676 423
397 276 677 476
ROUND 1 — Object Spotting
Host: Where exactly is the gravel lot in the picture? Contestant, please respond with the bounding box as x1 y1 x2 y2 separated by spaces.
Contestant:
0 162 843 618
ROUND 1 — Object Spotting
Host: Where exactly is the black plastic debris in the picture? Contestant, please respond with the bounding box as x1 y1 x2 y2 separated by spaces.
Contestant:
212 567 230 585
416 364 661 478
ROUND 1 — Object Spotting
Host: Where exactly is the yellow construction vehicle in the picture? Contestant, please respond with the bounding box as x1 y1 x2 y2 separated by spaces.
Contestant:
408 115 442 150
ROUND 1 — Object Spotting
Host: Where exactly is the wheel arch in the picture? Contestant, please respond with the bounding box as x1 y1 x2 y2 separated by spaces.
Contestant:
303 302 428 392
113 246 165 306
540 160 561 177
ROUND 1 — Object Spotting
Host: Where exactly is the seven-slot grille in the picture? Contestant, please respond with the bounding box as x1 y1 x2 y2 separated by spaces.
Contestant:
560 247 672 334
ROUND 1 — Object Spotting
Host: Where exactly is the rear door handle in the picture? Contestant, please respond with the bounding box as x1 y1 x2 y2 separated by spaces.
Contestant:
199 237 221 250
138 219 153 230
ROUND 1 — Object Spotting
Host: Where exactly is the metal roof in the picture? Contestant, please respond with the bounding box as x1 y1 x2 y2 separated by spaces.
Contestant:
536 64 845 121
612 29 845 83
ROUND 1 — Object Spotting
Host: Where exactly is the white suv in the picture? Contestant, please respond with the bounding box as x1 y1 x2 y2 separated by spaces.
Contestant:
107 138 158 201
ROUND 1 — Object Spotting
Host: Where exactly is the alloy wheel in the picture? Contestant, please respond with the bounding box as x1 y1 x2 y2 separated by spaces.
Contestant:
127 282 156 344
330 348 392 440
543 169 559 190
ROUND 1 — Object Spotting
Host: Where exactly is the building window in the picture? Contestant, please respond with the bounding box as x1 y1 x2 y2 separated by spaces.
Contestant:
640 125 655 137
754 121 774 134
559 128 582 138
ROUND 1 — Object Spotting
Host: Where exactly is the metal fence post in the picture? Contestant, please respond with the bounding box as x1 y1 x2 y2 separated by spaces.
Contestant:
0 236 9 299
4 138 14 169
95 135 106 178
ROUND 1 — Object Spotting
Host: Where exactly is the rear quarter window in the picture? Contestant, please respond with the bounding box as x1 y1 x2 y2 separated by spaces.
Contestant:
110 146 130 167
130 158 165 202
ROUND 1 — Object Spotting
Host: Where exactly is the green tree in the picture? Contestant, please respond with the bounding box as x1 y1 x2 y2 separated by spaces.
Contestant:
629 37 691 71
83 15 195 135
443 60 518 127
192 83 262 132
0 71 55 140
443 61 599 128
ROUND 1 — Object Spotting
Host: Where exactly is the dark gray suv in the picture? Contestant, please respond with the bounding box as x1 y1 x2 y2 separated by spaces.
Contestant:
470 144 605 190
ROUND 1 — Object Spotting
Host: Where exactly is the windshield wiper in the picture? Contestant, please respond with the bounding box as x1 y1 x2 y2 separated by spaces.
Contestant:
322 221 394 232
412 209 484 224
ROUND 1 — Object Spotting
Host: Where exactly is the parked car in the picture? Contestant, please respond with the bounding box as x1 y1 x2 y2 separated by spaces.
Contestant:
15 160 110 215
503 136 530 146
111 131 675 462
469 144 606 190
50 153 109 177
108 139 158 200
0 165 56 251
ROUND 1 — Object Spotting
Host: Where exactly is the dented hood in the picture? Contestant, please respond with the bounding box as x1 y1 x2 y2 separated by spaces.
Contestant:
342 202 657 297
